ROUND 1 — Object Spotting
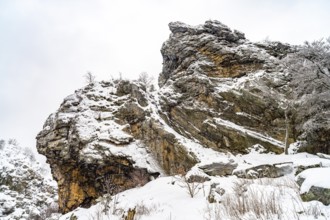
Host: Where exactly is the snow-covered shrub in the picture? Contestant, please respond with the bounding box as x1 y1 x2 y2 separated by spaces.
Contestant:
0 139 57 220
137 72 155 91
134 202 158 219
7 138 18 146
282 38 330 154
23 146 36 162
37 202 59 220
88 206 109 220
204 177 328 220
176 174 202 198
0 139 5 149
84 72 96 85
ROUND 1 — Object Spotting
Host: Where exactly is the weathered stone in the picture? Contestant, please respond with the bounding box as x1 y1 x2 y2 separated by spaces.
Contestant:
199 161 237 176
296 167 330 205
115 102 146 125
158 20 292 154
52 158 150 213
317 153 330 160
37 80 197 213
234 162 293 179
124 208 136 220
187 175 211 183
300 186 330 205
138 119 198 174
116 80 148 107
36 81 156 213
295 164 322 175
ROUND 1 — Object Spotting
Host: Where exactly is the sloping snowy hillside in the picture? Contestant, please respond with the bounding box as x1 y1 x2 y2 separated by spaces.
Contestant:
58 150 330 220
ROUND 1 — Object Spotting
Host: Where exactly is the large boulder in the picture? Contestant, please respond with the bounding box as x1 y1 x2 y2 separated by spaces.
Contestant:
199 161 237 176
234 162 294 179
296 167 330 205
36 80 197 213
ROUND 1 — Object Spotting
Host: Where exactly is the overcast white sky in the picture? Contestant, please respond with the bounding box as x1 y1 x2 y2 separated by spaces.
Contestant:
1 0 330 151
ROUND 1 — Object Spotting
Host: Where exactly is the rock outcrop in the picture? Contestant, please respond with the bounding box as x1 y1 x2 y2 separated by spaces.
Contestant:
36 80 196 213
199 161 237 176
159 20 291 154
158 20 330 154
234 162 293 179
296 167 330 205
37 20 330 213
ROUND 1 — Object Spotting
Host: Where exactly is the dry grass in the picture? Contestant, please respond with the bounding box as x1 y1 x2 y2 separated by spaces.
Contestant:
220 180 283 220
134 202 159 220
204 177 327 220
88 206 110 220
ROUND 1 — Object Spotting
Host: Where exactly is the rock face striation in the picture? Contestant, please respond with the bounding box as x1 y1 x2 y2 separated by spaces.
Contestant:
158 20 330 154
36 80 197 213
37 20 330 213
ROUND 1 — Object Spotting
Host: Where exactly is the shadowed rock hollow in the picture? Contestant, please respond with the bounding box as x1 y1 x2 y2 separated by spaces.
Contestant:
36 20 330 213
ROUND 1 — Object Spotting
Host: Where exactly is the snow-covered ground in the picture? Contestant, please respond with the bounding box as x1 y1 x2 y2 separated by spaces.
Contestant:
57 148 330 220
297 167 330 194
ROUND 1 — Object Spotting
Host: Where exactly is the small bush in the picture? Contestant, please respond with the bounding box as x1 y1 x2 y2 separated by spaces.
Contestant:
137 72 155 91
134 202 159 220
0 139 5 149
176 174 201 198
23 147 36 162
84 72 96 84
204 178 327 220
38 202 59 219
8 138 19 146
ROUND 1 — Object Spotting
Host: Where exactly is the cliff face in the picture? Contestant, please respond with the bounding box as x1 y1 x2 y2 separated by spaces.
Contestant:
158 20 290 154
36 20 330 213
159 20 330 154
36 80 197 213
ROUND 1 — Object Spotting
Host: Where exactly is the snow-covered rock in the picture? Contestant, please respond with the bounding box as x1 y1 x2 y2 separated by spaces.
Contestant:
0 140 57 219
159 20 330 155
36 20 330 215
297 167 330 205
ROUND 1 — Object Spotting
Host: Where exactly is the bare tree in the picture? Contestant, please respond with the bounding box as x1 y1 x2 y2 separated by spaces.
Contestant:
137 72 154 90
279 101 291 155
282 37 330 153
284 38 330 97
8 138 19 146
84 72 96 84
23 147 36 162
180 175 201 198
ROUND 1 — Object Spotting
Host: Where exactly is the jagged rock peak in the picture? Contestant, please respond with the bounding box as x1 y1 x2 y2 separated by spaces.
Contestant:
159 20 280 87
168 20 245 42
